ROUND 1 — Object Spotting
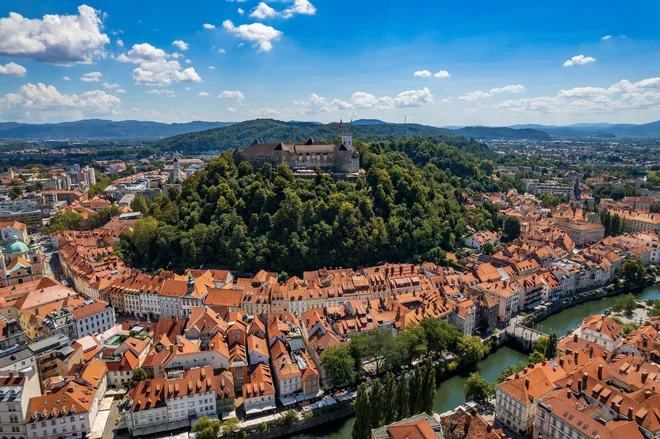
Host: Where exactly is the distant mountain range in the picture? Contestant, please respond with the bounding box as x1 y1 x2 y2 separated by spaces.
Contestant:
508 121 660 138
0 118 658 141
0 119 233 139
151 119 551 158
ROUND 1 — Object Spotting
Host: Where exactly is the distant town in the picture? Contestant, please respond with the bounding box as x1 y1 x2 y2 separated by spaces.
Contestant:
0 124 659 439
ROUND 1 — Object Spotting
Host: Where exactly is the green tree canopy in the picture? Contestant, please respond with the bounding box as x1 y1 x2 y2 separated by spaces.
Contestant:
457 335 487 365
320 345 355 388
465 372 494 402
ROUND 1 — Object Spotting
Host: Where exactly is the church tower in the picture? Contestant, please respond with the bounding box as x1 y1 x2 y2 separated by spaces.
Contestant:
28 239 44 279
173 156 181 183
0 249 6 286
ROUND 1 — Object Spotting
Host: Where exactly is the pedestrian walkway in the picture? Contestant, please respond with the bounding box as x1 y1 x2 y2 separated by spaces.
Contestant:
89 396 115 439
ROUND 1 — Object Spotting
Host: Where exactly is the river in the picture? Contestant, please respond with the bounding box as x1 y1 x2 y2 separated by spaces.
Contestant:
287 285 660 439
535 285 660 336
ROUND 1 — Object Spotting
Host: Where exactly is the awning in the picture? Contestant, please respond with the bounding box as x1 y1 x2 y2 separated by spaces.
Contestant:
131 420 189 436
280 396 297 406
245 402 277 416
295 391 323 402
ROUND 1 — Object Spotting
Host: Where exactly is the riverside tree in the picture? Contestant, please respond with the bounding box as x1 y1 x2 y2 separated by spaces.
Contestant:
465 372 493 402
353 383 372 439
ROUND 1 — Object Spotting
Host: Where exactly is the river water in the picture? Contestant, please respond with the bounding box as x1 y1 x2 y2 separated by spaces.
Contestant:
287 285 660 439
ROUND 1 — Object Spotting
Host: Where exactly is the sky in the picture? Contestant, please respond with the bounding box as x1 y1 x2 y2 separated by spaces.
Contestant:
0 0 658 127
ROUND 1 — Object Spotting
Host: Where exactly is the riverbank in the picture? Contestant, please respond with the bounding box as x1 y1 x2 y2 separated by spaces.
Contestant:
284 284 660 439
523 281 648 329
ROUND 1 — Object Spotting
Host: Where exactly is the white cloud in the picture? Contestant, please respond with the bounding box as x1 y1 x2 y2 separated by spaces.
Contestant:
441 97 452 103
252 107 280 116
228 107 237 113
294 94 358 114
185 59 192 64
557 77 660 98
115 89 126 93
172 68 201 83
563 55 597 67
0 82 121 121
81 72 103 82
557 86 607 98
0 62 26 77
223 20 282 52
218 90 245 102
238 8 245 15
498 76 660 114
198 92 209 96
601 35 612 41
283 0 317 19
0 5 110 66
63 76 71 81
394 87 434 107
294 93 330 114
414 69 450 78
103 82 120 89
117 43 202 86
458 85 524 101
203 23 216 30
218 48 226 54
414 70 431 78
490 84 525 94
185 87 191 91
172 40 189 51
116 38 124 47
147 88 176 96
250 3 279 19
351 88 434 110
237 43 244 48
117 43 167 64
332 99 354 110
459 90 490 101
208 65 216 70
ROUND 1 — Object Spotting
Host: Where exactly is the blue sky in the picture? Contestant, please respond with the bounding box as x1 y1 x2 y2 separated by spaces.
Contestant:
0 0 658 126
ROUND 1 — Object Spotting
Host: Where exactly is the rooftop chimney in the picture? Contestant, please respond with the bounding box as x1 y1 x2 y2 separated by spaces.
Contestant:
642 371 649 383
628 407 634 421
525 377 530 389
598 364 603 380
573 333 578 342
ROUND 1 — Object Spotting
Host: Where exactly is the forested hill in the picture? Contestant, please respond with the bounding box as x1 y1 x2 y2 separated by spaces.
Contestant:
119 137 509 275
0 120 233 139
152 119 548 157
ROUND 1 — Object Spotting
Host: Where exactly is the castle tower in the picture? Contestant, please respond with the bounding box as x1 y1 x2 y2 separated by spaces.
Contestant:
341 133 353 151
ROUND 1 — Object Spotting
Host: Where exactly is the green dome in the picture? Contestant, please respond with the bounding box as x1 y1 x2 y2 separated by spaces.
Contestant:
5 240 29 254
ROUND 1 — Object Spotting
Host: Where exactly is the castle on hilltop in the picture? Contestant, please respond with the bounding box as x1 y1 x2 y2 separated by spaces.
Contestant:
233 133 360 173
